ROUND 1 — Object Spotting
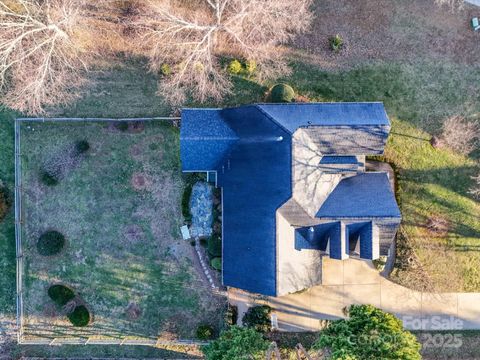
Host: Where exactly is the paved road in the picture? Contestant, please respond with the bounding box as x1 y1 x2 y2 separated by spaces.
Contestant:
229 258 480 331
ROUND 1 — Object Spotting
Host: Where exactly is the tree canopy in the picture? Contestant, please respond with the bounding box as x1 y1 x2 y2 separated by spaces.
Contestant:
202 326 269 360
313 305 421 360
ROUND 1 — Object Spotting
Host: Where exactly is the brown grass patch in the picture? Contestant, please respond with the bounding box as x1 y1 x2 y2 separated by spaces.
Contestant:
126 302 142 320
425 215 450 238
131 172 151 191
43 303 58 318
124 224 145 243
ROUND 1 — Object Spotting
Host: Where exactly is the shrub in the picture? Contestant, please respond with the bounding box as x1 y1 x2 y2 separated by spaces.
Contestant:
225 304 238 326
160 63 172 76
441 116 479 155
313 305 421 359
67 305 91 327
202 326 269 360
210 257 222 271
227 59 242 75
270 84 295 103
329 34 344 52
0 182 10 221
196 324 215 340
208 235 222 257
182 184 193 223
470 173 480 200
37 230 65 256
373 256 387 271
48 284 75 306
116 121 129 132
242 305 272 333
75 140 90 154
40 168 59 186
245 60 256 75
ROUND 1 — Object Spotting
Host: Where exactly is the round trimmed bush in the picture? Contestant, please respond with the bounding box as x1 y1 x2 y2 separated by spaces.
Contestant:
207 235 222 257
196 324 214 340
270 83 295 103
40 169 59 186
210 257 222 271
227 59 242 75
242 305 272 333
67 305 91 327
37 230 65 256
48 284 75 306
160 63 172 76
75 140 90 154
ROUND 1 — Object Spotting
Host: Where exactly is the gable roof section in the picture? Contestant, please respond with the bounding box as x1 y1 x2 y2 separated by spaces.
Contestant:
300 126 388 155
256 102 390 133
316 172 401 218
180 109 238 171
217 106 292 296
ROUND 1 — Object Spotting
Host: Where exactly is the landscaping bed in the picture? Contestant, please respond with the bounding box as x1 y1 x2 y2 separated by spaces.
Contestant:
18 119 225 341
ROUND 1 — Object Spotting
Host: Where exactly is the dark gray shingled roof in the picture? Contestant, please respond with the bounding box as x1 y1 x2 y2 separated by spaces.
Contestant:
316 172 401 218
257 102 390 133
180 103 398 296
181 109 238 171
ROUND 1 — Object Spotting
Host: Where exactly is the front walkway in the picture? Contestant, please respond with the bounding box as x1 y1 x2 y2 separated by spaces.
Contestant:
228 258 480 331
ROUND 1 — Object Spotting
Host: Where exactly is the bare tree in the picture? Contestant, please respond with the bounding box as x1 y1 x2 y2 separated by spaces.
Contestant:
135 0 313 104
440 116 479 155
470 173 480 200
0 0 90 114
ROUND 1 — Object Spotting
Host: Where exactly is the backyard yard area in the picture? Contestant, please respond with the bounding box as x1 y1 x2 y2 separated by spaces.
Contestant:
18 119 225 341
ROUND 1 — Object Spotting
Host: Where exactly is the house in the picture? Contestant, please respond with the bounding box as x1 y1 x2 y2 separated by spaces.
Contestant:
180 103 401 296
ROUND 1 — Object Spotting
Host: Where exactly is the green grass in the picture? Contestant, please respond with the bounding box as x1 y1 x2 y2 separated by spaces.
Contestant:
385 120 480 291
19 120 223 340
283 59 480 134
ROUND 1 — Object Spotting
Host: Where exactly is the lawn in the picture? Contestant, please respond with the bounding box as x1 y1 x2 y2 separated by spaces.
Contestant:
17 119 226 341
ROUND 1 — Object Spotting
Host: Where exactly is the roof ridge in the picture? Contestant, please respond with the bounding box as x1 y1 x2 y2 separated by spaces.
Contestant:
253 104 292 134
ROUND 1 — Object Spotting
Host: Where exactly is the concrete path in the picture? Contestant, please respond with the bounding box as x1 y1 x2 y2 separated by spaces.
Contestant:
228 258 480 331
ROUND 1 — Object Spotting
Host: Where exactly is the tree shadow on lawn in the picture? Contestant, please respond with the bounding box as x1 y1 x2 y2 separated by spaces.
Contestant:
399 165 479 199
50 56 267 119
400 184 479 241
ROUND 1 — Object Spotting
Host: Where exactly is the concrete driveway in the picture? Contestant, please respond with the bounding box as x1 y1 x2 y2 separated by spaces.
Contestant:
228 258 480 331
